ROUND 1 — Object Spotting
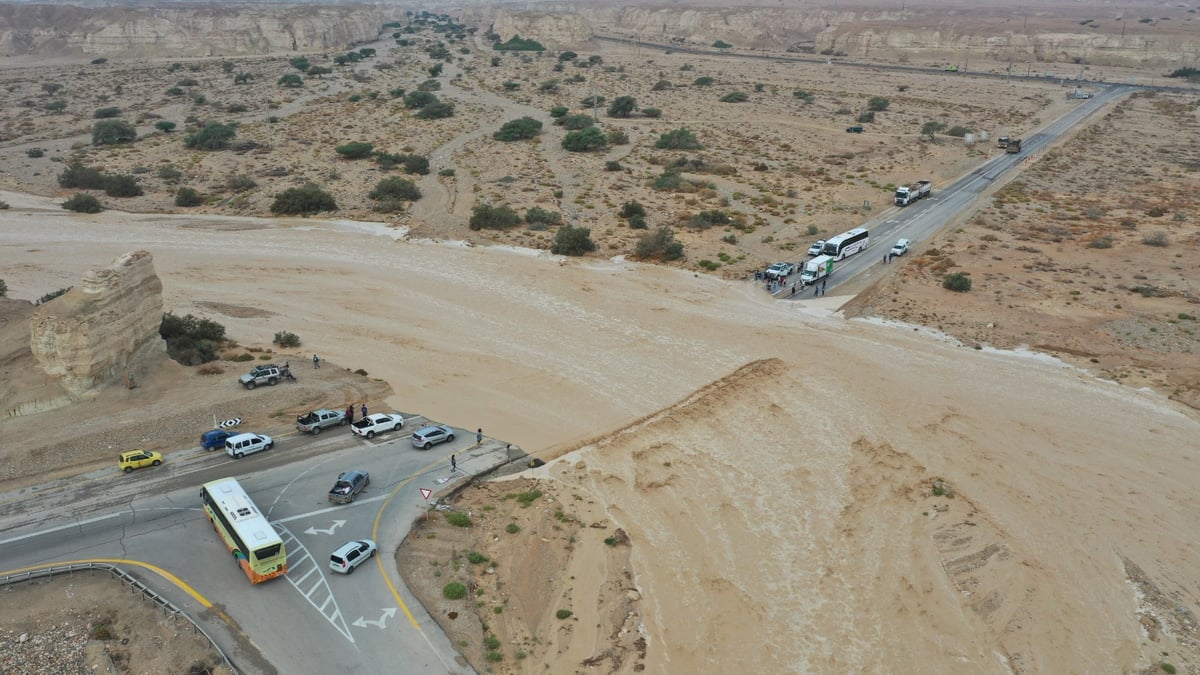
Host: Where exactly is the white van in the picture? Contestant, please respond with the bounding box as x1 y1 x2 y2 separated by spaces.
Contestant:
225 432 274 459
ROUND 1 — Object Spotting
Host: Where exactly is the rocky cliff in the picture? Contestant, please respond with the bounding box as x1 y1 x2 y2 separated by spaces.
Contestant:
0 3 384 58
29 251 166 403
462 3 1199 70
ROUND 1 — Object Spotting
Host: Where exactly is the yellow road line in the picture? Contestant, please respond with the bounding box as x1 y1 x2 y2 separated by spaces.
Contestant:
2 558 213 607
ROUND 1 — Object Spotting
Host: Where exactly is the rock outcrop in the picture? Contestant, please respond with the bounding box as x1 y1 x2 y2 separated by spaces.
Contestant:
29 251 166 401
0 3 383 58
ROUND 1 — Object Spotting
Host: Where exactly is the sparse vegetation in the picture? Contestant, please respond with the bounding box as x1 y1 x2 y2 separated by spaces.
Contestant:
493 116 543 141
942 272 972 292
160 312 226 365
270 183 337 215
1142 231 1170 247
184 122 237 150
62 193 102 213
273 331 301 348
92 119 137 145
551 225 596 256
655 128 702 150
174 186 203 206
561 127 607 152
469 203 522 230
636 227 685 261
445 511 472 527
443 582 467 599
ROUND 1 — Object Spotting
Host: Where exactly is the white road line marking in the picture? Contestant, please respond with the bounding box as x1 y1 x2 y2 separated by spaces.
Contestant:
274 523 354 644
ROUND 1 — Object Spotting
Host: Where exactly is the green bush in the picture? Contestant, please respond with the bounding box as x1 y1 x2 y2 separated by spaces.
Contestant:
942 272 972 292
103 174 142 198
370 177 421 202
857 111 876 124
555 609 573 620
607 95 637 118
184 122 237 150
525 207 562 226
1142 231 1170 247
641 107 662 118
160 312 225 365
867 96 890 111
692 76 715 86
607 128 629 146
493 35 545 52
551 225 596 256
720 91 749 103
92 120 137 145
273 331 301 348
335 141 374 160
620 201 646 219
946 126 972 137
561 127 606 152
415 101 455 119
93 107 122 119
37 287 71 304
277 73 303 88
793 89 815 103
651 79 672 91
560 114 595 131
59 163 106 189
469 204 521 230
446 511 473 527
688 210 730 229
226 174 256 191
270 184 337 215
62 193 102 213
403 90 438 109
494 117 543 141
636 227 684 261
443 582 467 599
505 522 519 533
170 186 201 207
466 551 488 564
655 128 702 150
605 160 623 171
549 106 569 118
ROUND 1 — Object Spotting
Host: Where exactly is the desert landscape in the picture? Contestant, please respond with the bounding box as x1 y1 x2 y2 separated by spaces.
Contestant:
1 1 1198 674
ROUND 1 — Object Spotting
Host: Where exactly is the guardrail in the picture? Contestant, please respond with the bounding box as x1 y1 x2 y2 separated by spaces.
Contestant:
1 562 238 674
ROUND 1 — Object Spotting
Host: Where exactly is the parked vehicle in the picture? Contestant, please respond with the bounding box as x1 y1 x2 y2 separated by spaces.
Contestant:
412 425 455 450
238 364 281 389
120 450 162 473
890 239 911 257
997 136 1010 149
821 228 870 261
328 470 370 504
351 413 405 440
201 429 235 451
807 240 826 257
894 180 932 207
225 432 273 459
296 409 347 435
764 262 794 280
800 255 834 285
329 539 377 574
1006 138 1023 154
845 126 864 133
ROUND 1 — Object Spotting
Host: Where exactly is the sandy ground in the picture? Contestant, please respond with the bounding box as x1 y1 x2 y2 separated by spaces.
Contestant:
1 9 1199 675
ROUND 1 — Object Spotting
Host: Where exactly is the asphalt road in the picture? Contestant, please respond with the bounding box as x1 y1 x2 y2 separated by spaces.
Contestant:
0 417 479 675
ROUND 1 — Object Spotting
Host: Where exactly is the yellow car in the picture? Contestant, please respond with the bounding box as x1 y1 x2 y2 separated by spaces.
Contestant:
119 450 163 473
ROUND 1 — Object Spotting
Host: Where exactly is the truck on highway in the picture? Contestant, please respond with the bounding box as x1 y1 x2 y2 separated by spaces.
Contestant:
799 255 834 286
1006 138 1022 154
894 179 932 207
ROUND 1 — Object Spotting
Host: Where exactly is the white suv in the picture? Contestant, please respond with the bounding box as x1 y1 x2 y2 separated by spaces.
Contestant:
329 539 376 574
225 432 273 459
412 425 455 449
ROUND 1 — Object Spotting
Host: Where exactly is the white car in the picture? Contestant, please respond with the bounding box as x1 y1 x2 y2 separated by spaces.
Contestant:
351 413 405 440
225 432 273 459
329 539 376 574
807 240 826 257
890 239 910 257
412 425 455 450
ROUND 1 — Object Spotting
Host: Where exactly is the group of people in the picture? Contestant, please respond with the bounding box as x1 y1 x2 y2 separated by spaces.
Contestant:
345 403 368 425
752 268 828 297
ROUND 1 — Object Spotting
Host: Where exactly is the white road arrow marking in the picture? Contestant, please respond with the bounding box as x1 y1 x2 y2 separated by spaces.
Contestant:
304 519 346 536
352 607 398 629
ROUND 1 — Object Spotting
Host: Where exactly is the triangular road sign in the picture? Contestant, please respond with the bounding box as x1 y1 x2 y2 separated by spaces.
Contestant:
419 488 432 501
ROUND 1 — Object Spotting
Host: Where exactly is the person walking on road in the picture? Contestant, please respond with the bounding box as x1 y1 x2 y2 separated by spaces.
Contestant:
476 428 483 444
313 354 320 369
360 403 367 419
450 454 457 473
821 278 828 295
346 405 354 425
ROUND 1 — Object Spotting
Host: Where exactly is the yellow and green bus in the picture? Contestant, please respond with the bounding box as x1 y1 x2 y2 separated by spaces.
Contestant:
200 477 287 583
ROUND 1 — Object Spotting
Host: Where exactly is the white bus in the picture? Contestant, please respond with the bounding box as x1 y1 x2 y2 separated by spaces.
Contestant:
821 228 870 260
200 478 288 583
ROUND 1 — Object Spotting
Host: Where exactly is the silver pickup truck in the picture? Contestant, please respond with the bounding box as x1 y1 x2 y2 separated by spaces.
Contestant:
296 408 347 434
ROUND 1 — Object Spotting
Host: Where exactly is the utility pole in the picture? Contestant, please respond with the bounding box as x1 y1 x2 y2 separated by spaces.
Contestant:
591 80 598 121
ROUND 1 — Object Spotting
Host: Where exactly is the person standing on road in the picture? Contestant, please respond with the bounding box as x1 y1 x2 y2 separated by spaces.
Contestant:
313 354 320 369
361 403 367 419
451 454 457 472
822 278 828 294
476 428 483 444
346 405 354 425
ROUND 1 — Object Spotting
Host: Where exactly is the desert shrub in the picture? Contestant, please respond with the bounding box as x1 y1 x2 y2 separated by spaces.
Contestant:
26 148 44 158
579 95 605 107
154 120 177 133
641 107 662 118
505 522 519 533
549 106 568 118
62 193 102 213
174 187 203 206
555 609 573 620
59 163 106 189
466 551 488 564
856 111 875 124
102 174 142 198
607 95 637 117
184 122 237 150
651 79 672 91
606 129 628 146
494 116 543 141
93 107 122 119
655 128 702 150
446 511 472 527
44 100 67 113
946 126 972 137
335 141 374 160
442 582 467 599
636 227 684 261
628 214 647 229
417 78 441 91
370 177 421 201
270 183 337 215
160 312 225 365
525 206 562 226
403 90 437 108
539 79 560 93
867 96 890 111
604 160 623 171
692 76 715 86
560 114 595 130
277 73 303 88
620 201 646 219
942 272 972 292
415 101 455 119
1086 235 1113 249
469 203 521 230
37 287 70 304
92 120 137 145
1142 231 1169 247
226 174 257 191
561 127 606 152
493 36 545 52
688 210 730 229
0 279 7 297
720 91 749 103
438 168 455 177
793 89 815 103
1166 67 1200 82
273 331 301 348
551 225 596 256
